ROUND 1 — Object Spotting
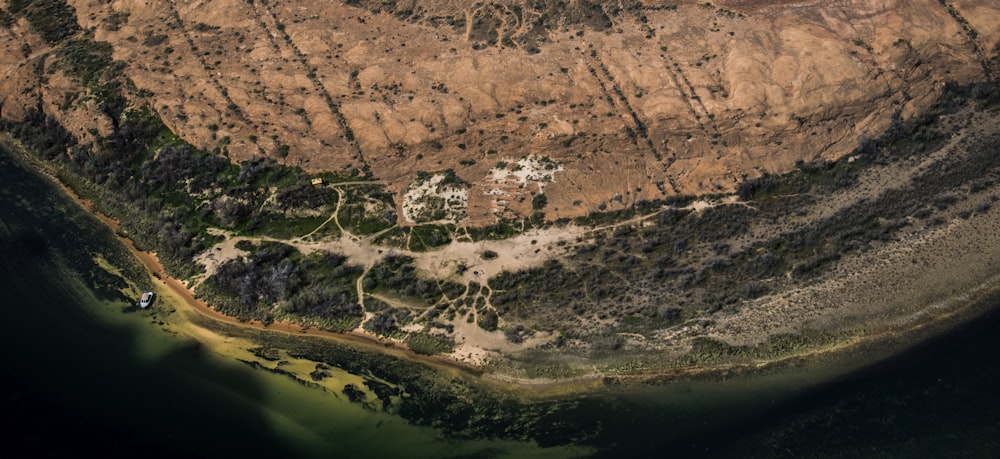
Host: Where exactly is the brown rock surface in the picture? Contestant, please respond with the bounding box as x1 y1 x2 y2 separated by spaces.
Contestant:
2 0 998 226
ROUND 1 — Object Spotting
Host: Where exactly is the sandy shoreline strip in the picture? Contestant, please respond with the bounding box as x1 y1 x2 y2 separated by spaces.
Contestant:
126 227 488 376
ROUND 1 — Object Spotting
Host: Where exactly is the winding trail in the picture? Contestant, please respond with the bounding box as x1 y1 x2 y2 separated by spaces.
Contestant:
0 137 484 379
303 188 345 239
300 180 386 240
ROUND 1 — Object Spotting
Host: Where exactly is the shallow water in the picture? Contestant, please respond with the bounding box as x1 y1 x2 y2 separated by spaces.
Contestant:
0 242 590 459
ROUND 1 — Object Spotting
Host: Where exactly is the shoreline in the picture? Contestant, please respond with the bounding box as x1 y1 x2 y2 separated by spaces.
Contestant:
0 136 474 372
9 135 1000 394
105 203 490 378
607 282 1000 387
89 179 1000 393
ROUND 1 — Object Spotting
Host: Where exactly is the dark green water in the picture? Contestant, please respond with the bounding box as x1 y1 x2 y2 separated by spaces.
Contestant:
722 303 1000 458
574 301 1000 458
0 147 296 457
1 141 370 457
3 143 1000 458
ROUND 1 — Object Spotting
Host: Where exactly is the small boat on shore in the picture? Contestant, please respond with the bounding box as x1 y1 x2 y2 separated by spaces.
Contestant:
139 292 154 308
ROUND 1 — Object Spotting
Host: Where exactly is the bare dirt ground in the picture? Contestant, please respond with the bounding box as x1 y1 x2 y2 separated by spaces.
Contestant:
6 0 994 227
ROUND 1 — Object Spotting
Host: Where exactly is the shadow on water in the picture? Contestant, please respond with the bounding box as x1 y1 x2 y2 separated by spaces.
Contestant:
0 144 602 459
575 299 1000 459
713 300 1000 458
0 233 304 457
0 148 304 458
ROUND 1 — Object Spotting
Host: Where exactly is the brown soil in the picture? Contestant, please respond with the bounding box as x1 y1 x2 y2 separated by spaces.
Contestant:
3 0 997 226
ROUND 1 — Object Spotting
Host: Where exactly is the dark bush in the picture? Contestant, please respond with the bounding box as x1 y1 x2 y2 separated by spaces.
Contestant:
737 174 780 199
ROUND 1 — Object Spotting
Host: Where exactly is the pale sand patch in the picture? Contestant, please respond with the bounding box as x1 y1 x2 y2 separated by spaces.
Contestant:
200 227 390 273
199 217 590 285
449 344 495 367
447 316 555 366
402 172 470 224
412 225 587 282
193 227 251 286
484 155 564 214
686 195 741 212
297 232 389 269
489 155 563 193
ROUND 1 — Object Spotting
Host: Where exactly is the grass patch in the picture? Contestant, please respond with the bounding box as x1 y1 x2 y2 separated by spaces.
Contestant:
408 224 453 251
404 332 455 355
244 214 328 239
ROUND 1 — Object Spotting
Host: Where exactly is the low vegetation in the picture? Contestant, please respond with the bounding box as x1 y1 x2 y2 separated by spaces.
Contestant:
7 0 80 44
195 241 364 330
484 81 1000 357
1 30 400 323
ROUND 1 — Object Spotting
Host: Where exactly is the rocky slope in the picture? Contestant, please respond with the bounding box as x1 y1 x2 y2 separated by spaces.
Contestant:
2 0 998 227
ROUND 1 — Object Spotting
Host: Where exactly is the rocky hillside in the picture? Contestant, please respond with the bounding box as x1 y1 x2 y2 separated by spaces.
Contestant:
1 0 998 227
0 0 1000 225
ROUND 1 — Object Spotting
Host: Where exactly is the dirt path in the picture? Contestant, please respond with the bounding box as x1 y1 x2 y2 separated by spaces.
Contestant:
128 227 485 374
202 189 749 304
0 138 481 379
301 195 341 239
301 181 381 239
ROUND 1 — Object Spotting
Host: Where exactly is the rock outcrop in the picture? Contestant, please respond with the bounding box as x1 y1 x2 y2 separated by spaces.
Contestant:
1 0 997 225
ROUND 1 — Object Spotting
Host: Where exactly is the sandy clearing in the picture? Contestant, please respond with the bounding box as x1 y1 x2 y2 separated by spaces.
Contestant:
402 172 470 224
447 315 557 366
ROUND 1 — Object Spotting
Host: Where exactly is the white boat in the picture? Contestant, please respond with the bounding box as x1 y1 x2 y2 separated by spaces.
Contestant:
139 292 154 308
